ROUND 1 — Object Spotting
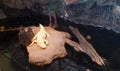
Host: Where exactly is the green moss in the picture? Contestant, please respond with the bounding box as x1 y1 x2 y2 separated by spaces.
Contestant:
47 0 60 12
49 4 58 12
0 54 14 71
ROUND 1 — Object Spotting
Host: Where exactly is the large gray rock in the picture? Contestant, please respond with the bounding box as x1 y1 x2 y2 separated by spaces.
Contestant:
1 0 120 33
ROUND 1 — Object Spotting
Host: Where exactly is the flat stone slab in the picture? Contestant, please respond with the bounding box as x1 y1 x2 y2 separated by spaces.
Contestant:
26 26 71 66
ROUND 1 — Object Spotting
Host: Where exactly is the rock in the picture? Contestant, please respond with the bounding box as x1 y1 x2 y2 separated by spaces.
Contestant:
1 0 120 33
61 58 79 71
1 0 120 31
24 26 71 66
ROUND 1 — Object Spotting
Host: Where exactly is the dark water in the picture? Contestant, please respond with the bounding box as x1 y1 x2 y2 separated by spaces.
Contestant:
77 24 120 71
0 14 120 71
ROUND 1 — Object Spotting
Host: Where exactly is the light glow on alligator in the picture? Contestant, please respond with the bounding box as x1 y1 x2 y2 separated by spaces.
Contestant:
29 24 49 48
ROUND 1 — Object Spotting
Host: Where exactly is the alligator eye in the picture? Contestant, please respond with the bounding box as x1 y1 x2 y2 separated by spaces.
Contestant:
44 41 46 44
44 40 48 45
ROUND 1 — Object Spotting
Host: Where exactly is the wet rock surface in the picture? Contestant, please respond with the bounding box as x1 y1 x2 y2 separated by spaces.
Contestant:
1 0 120 33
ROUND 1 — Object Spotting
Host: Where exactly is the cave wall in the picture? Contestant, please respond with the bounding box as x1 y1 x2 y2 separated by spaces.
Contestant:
1 0 120 33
